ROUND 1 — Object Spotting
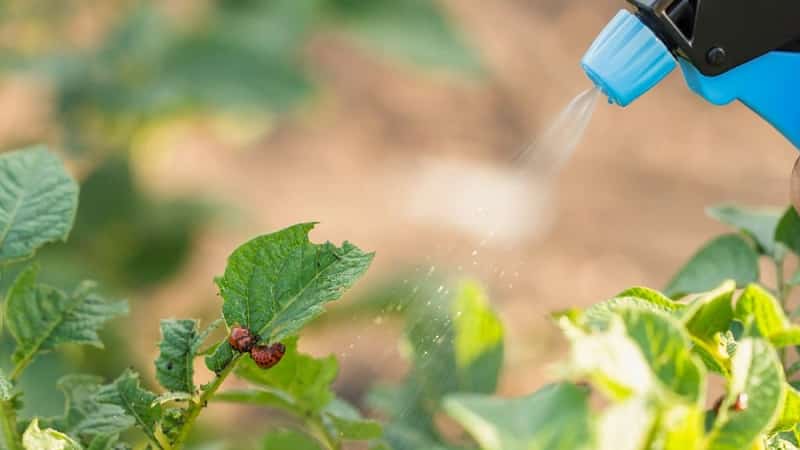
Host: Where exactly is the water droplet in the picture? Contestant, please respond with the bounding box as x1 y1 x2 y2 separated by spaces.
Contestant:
499 270 505 278
457 265 463 271
437 285 444 293
471 250 478 256
373 316 384 325
427 266 436 276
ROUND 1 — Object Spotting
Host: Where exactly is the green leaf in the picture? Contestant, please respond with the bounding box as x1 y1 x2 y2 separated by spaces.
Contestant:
561 308 705 402
405 280 504 407
326 0 483 74
86 434 120 450
5 266 128 369
451 281 504 393
559 316 655 399
94 369 161 446
217 223 374 342
584 295 679 329
775 385 800 432
232 337 337 413
707 204 784 258
324 398 383 440
776 207 800 257
155 319 221 393
204 341 235 374
615 308 705 402
443 383 592 450
735 284 789 337
665 234 759 297
616 286 681 309
706 339 785 450
44 375 133 444
22 419 81 450
262 429 322 450
0 146 79 264
682 281 736 343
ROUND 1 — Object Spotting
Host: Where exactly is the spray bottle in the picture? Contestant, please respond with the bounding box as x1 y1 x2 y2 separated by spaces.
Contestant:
583 1 800 207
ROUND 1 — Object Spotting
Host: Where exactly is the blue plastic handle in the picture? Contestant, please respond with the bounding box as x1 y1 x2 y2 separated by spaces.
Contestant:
679 51 800 149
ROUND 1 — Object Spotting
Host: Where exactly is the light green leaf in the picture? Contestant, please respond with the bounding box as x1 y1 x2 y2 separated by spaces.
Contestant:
735 284 789 338
690 337 730 377
682 281 736 343
559 316 654 399
0 146 79 264
707 339 785 450
707 204 784 258
94 369 161 446
151 392 193 406
217 223 374 342
659 403 705 450
776 207 800 257
665 234 759 297
212 388 295 412
22 419 81 450
0 371 11 401
616 286 681 309
324 398 383 441
595 397 655 450
443 383 591 450
767 435 800 450
262 429 322 450
234 337 337 413
775 385 800 432
771 328 800 348
615 308 705 402
204 341 234 374
584 295 679 329
155 319 220 393
5 266 128 369
451 281 503 393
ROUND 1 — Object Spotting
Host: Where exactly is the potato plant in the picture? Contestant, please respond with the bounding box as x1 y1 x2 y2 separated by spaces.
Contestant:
4 144 800 450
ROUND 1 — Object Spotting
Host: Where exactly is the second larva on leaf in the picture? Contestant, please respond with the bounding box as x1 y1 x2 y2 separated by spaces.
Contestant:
251 342 287 369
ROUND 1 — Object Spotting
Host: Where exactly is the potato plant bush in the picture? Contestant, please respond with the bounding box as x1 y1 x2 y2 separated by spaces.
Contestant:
3 144 800 450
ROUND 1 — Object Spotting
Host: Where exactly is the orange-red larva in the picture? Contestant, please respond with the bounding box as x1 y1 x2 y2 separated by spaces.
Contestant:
228 326 256 353
250 342 286 369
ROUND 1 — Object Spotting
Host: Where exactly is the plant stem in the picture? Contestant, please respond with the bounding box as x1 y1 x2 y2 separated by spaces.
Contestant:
0 401 22 450
171 354 242 450
307 418 341 450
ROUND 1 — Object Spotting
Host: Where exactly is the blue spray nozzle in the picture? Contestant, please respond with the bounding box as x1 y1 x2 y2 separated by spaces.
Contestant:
582 10 676 107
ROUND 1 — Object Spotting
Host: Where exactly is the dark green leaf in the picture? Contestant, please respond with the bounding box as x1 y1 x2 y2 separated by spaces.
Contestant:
87 433 120 450
444 383 592 450
707 204 784 258
777 207 800 257
217 223 374 341
5 266 128 368
205 341 235 374
155 319 221 393
0 146 79 264
94 370 161 447
665 234 759 297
